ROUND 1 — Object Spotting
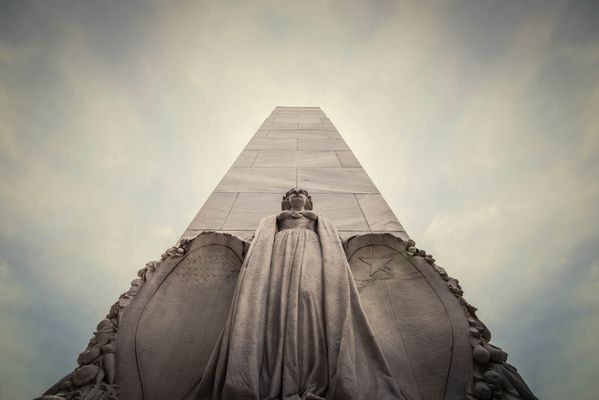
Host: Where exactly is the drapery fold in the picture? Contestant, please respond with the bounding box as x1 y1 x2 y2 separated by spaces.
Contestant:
191 215 404 400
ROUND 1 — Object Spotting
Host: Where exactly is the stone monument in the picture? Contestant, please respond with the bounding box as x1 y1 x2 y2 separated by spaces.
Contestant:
38 107 537 400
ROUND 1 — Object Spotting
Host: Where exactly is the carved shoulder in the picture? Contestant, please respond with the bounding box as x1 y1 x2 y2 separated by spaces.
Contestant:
277 210 293 221
302 210 318 220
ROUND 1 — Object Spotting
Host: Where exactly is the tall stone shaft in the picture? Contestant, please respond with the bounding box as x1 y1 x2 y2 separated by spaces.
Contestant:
39 106 538 400
183 106 407 241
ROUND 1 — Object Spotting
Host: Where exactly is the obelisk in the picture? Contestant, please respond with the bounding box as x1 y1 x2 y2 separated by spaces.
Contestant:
38 106 537 400
181 106 407 241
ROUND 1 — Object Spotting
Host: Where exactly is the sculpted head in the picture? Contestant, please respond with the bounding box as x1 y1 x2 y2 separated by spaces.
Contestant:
281 188 313 211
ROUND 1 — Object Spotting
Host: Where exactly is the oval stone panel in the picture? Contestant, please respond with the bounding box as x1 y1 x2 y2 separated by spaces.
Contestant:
348 241 452 400
134 243 242 400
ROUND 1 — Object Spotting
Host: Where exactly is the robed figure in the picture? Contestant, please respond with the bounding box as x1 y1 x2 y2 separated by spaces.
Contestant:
41 187 539 400
194 188 404 400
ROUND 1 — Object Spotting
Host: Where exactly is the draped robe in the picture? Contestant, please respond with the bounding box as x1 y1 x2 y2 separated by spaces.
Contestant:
192 214 404 400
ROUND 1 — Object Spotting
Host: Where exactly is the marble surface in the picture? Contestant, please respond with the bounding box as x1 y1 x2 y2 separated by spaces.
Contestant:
215 168 296 192
267 130 329 139
298 168 379 193
187 192 237 230
336 150 361 167
253 151 341 168
357 194 405 232
260 122 298 130
310 193 370 231
246 138 298 151
222 193 282 230
298 138 349 151
275 116 322 124
299 123 337 130
232 151 258 167
184 106 407 239
253 129 269 138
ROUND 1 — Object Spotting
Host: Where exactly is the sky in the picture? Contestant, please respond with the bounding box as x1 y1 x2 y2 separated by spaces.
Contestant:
0 0 598 399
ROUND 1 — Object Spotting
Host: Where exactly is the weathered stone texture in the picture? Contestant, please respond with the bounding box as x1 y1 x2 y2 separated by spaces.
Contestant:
183 107 408 240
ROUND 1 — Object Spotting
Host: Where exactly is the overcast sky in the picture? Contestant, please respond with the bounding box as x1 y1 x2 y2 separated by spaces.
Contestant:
1 1 598 399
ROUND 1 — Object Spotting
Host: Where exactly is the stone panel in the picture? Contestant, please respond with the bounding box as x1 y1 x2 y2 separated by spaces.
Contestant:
299 168 378 193
232 151 258 167
347 239 452 400
260 122 297 130
357 194 405 232
267 130 329 139
253 151 341 168
215 168 296 192
344 234 473 400
186 192 237 230
134 245 242 400
222 193 282 230
275 117 322 124
299 123 337 130
117 233 246 400
246 138 298 151
310 193 370 231
253 129 269 138
298 139 349 151
336 151 361 167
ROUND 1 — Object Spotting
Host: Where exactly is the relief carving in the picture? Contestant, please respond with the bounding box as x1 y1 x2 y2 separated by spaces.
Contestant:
38 189 537 400
192 188 404 399
403 240 538 400
36 239 192 400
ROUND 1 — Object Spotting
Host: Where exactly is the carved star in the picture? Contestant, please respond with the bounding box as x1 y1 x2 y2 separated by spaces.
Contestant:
359 256 395 277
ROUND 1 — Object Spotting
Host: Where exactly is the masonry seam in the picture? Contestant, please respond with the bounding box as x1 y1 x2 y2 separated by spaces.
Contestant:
355 193 372 232
221 192 240 230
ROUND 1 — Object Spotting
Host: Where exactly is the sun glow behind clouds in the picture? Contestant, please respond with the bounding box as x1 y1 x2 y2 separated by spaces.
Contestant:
1 1 598 399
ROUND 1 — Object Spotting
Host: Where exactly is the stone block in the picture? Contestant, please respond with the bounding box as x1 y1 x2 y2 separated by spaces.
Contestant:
275 117 322 124
336 151 361 167
227 192 283 214
245 138 298 151
215 168 296 192
253 151 341 168
260 122 297 130
298 139 349 151
253 129 269 138
232 151 258 167
298 123 330 130
299 168 378 193
311 194 370 231
186 192 237 230
356 194 405 232
222 193 282 230
267 130 329 139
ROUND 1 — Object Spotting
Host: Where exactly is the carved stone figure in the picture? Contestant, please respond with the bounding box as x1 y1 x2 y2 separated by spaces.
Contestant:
38 188 538 400
38 105 539 400
35 240 193 400
193 188 404 399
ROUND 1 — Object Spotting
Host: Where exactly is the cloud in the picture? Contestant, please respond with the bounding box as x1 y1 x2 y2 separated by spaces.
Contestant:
0 1 597 399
